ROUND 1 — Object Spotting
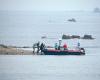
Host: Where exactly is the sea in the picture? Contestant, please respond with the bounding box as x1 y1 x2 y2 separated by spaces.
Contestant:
0 11 100 80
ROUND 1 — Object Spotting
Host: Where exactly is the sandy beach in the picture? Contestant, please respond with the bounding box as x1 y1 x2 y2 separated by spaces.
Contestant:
0 45 34 55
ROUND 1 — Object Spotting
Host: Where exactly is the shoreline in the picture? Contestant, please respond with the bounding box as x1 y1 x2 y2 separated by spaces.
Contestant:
0 46 35 55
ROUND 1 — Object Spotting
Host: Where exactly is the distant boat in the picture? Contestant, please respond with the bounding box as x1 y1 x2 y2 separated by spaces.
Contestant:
68 18 76 22
94 7 100 13
62 34 80 39
41 36 47 39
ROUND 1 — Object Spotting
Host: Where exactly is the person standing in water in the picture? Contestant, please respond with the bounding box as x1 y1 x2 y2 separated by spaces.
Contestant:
37 42 40 53
32 43 36 53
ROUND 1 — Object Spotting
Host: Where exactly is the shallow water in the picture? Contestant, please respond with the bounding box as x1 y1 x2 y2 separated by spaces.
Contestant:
0 48 100 80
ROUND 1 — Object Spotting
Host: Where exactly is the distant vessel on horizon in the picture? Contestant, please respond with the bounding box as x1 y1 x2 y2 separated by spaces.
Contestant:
67 18 76 22
94 7 100 13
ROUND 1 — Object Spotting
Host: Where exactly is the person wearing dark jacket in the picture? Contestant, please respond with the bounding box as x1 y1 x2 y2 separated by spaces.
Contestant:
40 43 45 52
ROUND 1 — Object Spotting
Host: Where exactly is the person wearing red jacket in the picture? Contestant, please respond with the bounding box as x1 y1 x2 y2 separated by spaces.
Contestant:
63 43 68 50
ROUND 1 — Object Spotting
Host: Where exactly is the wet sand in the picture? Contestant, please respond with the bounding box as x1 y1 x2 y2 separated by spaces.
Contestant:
0 46 34 55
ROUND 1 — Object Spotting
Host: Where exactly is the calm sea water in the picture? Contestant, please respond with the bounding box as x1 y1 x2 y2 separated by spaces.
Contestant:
0 52 100 80
0 11 100 47
0 11 100 80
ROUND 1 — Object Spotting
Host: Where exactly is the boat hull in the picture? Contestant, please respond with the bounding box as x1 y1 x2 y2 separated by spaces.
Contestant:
42 49 85 55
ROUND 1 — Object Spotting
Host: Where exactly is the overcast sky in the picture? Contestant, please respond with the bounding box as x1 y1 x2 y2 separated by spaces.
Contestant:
0 0 100 11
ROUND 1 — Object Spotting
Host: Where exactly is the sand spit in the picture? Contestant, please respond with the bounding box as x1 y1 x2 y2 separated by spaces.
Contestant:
0 46 34 55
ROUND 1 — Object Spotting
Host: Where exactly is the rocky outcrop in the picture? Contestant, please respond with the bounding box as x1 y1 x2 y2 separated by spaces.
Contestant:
82 35 94 39
62 34 94 40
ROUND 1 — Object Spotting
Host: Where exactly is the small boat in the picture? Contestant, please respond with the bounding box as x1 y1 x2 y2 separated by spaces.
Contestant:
68 18 76 22
93 7 100 13
42 48 85 55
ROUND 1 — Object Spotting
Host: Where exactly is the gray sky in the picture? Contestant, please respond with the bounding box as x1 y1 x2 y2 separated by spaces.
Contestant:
0 0 100 11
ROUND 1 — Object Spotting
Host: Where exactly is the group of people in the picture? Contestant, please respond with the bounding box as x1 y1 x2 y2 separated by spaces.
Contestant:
33 42 45 53
33 41 81 53
54 42 80 50
54 43 68 50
